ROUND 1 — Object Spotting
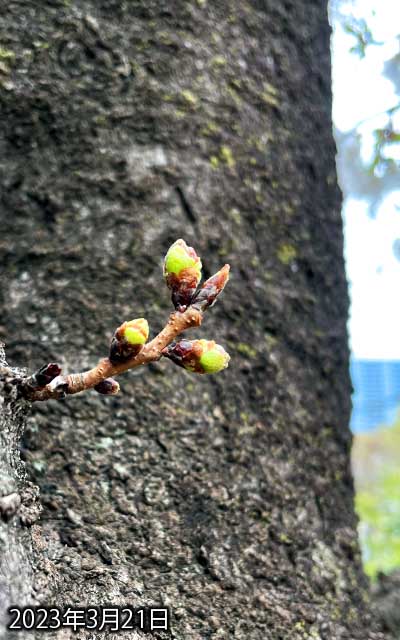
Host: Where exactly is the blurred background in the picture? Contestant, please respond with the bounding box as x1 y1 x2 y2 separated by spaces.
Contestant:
331 0 400 578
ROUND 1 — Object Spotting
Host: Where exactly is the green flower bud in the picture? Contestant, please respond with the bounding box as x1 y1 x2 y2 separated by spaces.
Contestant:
163 239 202 311
198 340 230 373
122 318 149 346
109 318 149 363
164 239 201 275
162 339 230 374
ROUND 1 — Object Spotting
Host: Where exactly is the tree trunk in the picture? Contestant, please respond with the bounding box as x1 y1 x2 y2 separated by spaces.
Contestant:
0 346 41 636
0 1 388 638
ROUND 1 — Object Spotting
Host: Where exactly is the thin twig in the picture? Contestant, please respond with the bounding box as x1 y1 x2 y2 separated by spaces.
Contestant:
18 239 230 403
27 307 202 402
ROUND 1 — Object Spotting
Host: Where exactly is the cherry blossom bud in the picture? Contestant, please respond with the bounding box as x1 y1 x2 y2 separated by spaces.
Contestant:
191 264 230 311
109 318 149 363
163 239 202 311
162 339 230 374
94 378 120 395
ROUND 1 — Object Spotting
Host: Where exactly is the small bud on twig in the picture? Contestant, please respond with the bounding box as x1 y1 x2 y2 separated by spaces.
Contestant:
19 362 63 397
94 378 120 395
162 339 230 374
24 238 231 402
191 264 230 311
109 318 149 363
164 239 202 311
32 362 62 388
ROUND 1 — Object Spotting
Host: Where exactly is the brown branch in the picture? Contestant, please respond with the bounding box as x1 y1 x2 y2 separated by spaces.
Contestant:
18 240 230 403
27 307 202 402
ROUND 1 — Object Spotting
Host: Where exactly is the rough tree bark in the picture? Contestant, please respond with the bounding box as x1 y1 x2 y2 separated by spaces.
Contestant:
0 1 389 639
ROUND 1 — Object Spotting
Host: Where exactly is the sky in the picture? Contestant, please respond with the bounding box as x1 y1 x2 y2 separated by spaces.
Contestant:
331 0 400 359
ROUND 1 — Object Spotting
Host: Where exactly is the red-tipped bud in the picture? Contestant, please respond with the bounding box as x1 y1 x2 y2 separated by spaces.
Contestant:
162 339 230 374
163 239 202 311
191 264 230 311
32 363 62 388
109 318 149 363
94 378 120 395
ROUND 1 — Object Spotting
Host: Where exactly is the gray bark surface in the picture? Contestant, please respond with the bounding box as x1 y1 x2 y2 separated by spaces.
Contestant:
372 571 400 638
0 1 389 638
0 346 40 639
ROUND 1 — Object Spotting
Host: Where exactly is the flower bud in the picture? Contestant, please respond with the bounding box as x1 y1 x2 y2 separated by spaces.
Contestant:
94 378 120 395
163 239 202 311
162 339 230 374
109 318 149 363
191 264 230 311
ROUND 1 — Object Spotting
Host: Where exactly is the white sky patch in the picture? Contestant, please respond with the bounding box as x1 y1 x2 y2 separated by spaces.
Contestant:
344 194 400 358
331 0 400 359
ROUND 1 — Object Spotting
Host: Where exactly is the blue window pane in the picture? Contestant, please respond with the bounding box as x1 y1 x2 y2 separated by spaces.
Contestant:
350 359 400 433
